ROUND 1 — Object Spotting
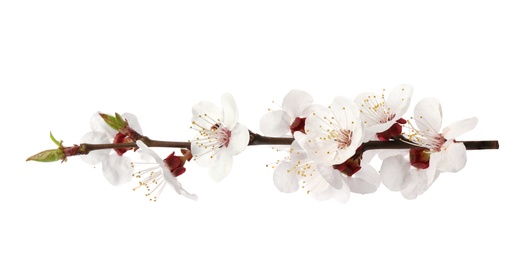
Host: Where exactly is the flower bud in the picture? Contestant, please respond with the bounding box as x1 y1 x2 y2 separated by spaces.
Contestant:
99 112 128 131
26 149 65 162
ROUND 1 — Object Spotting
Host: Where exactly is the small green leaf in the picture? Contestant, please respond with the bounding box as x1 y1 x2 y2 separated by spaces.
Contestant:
26 149 65 162
49 131 62 147
99 112 127 131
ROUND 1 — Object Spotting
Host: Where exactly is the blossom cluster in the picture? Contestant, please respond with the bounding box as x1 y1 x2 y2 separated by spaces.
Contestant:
28 85 484 203
261 87 477 201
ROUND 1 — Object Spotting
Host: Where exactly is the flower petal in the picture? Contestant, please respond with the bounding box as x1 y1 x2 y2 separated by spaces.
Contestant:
355 91 383 127
303 170 331 194
226 123 250 156
380 155 411 191
317 164 344 189
192 101 223 123
122 113 143 134
303 137 338 165
221 93 239 130
208 149 233 182
331 141 360 165
191 137 214 167
365 121 396 135
282 89 313 119
344 164 380 194
304 104 331 135
401 168 429 200
289 140 309 163
259 110 292 136
443 117 478 140
387 84 413 119
333 179 351 203
273 161 300 193
101 155 133 185
80 131 110 165
330 96 360 127
161 167 198 201
310 186 335 201
292 132 308 150
90 112 117 137
414 97 442 133
434 142 468 172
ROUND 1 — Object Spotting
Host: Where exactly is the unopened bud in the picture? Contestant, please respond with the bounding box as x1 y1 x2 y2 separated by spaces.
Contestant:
99 112 128 131
26 149 65 162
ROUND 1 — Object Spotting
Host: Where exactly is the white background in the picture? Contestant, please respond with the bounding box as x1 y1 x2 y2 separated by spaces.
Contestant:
1 1 508 259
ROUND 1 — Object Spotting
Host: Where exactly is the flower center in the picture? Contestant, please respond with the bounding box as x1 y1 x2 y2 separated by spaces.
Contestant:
332 129 352 149
191 114 233 159
402 117 446 152
211 123 231 148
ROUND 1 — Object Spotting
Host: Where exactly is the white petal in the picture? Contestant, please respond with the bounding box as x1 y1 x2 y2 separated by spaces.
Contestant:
292 133 308 151
259 110 292 136
344 164 380 194
221 93 239 130
435 142 467 172
79 131 110 165
310 186 335 201
401 168 429 200
226 123 250 156
192 101 223 122
304 104 331 135
122 113 143 134
331 142 359 165
191 139 214 167
362 150 379 163
333 179 351 203
289 140 309 163
208 149 233 182
387 84 413 119
380 155 411 191
304 170 332 194
330 96 360 127
355 91 382 127
90 112 117 137
304 138 338 165
302 104 325 119
273 161 300 193
414 97 442 133
425 153 439 185
378 149 408 161
443 117 478 140
317 164 344 189
161 164 198 201
101 155 132 185
366 121 396 134
282 89 314 119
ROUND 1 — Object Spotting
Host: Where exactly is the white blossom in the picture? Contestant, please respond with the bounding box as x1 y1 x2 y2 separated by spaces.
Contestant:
132 140 197 201
301 97 364 165
190 93 250 182
80 112 142 185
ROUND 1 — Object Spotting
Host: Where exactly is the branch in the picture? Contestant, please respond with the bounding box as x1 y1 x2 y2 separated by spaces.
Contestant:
27 130 499 163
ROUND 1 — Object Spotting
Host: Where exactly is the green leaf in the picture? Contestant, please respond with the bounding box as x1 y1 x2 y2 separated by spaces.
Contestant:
26 149 65 162
99 112 127 131
49 131 62 147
